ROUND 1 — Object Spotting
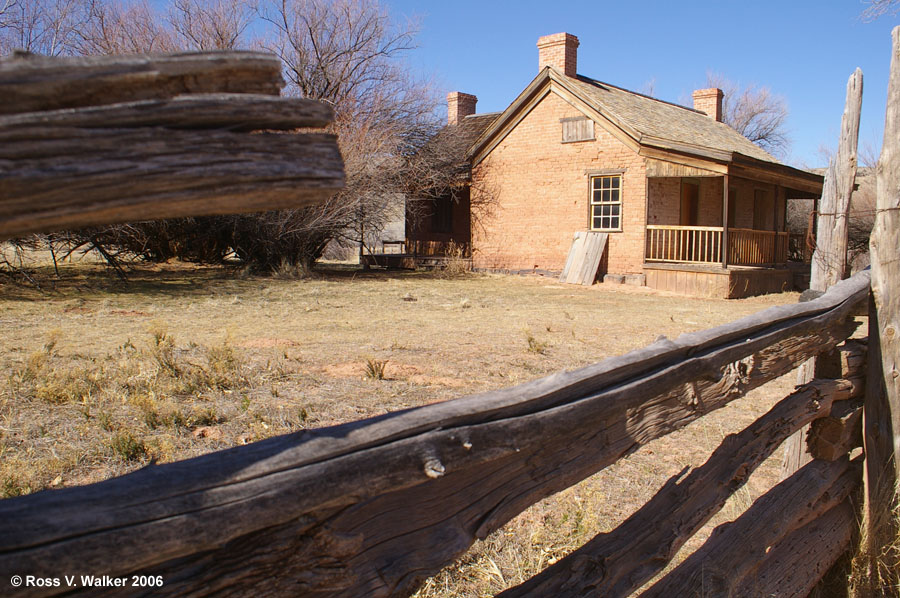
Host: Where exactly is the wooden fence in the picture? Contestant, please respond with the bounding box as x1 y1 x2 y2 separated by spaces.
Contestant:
2 30 899 598
0 268 875 597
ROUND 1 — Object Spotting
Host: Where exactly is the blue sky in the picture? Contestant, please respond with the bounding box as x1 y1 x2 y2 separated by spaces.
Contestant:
384 0 897 168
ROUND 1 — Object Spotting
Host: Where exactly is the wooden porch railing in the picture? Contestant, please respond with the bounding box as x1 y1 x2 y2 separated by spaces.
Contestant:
645 225 790 266
729 228 790 265
645 225 723 263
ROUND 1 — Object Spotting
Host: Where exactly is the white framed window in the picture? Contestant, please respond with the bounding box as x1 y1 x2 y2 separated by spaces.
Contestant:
590 174 622 231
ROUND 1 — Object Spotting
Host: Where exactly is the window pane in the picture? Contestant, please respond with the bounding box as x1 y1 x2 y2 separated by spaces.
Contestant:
610 189 619 202
611 205 620 216
593 216 602 229
593 190 602 204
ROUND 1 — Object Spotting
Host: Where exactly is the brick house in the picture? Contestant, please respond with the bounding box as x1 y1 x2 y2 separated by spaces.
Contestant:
404 32 823 297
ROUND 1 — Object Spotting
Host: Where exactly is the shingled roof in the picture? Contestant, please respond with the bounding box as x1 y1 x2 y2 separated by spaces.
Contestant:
566 75 777 163
469 66 798 167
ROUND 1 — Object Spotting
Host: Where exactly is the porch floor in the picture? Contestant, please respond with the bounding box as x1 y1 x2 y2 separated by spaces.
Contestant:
643 262 794 299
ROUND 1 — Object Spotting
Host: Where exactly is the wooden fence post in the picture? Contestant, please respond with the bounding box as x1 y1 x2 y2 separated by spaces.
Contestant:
863 24 900 595
782 68 863 478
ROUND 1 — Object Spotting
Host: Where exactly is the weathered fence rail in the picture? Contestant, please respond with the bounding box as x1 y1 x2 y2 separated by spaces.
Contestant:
0 51 344 239
0 269 872 597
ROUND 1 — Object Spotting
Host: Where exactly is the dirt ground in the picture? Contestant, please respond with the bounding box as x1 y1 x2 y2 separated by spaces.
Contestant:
0 256 807 596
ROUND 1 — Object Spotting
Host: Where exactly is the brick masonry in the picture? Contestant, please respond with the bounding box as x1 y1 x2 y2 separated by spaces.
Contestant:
470 90 789 277
537 33 579 78
471 91 647 274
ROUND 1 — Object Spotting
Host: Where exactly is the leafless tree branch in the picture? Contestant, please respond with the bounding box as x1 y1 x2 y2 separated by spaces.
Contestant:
861 0 900 21
707 72 790 158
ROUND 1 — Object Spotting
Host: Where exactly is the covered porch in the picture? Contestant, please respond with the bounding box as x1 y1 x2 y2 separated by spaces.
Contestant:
640 155 822 298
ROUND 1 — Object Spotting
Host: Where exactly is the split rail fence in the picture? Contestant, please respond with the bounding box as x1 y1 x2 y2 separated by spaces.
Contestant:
1 30 900 598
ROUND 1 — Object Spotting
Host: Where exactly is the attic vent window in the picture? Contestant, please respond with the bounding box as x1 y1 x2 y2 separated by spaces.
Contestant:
561 116 594 143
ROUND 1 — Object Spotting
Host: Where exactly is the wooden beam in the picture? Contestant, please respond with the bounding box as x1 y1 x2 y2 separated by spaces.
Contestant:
863 24 900 595
500 370 863 598
722 175 729 268
782 68 863 478
644 158 720 178
0 94 334 131
868 22 900 497
809 399 863 461
0 51 283 114
0 127 344 239
0 271 870 598
642 457 862 598
733 500 857 598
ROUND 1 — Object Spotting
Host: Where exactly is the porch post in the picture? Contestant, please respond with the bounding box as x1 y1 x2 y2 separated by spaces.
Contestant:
721 174 729 268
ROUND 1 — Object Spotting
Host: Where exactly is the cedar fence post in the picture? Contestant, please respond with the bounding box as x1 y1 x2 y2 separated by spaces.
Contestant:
782 68 863 478
862 24 900 596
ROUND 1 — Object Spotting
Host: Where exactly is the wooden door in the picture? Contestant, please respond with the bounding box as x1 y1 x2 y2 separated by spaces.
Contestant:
681 182 699 226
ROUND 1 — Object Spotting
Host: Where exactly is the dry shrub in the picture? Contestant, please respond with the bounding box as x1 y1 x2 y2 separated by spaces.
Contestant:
439 241 471 278
850 483 900 598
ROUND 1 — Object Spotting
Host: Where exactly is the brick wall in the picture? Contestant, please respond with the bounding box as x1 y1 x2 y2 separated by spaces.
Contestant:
647 176 724 226
471 91 646 274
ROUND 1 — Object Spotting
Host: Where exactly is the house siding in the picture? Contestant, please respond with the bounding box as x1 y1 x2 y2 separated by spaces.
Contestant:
471 91 646 274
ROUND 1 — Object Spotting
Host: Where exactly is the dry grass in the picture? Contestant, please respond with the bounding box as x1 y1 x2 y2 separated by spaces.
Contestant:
0 255 814 594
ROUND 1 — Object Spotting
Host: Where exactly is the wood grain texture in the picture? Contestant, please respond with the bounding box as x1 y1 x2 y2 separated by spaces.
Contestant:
863 29 900 590
580 232 607 286
0 51 283 114
868 24 900 491
733 500 856 598
0 271 870 598
0 94 334 131
0 127 344 238
642 457 862 598
783 68 864 478
809 399 863 461
500 369 864 598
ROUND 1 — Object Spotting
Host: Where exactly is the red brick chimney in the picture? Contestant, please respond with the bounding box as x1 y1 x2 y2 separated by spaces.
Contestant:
447 91 477 126
692 88 724 122
537 32 579 77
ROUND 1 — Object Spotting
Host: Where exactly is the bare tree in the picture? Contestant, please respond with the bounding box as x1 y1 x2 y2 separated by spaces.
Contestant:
707 73 790 158
168 0 255 51
0 0 88 55
0 0 18 28
77 0 177 55
861 0 900 21
239 0 441 269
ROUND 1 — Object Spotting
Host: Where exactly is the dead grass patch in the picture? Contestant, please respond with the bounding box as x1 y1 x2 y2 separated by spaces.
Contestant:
1 257 823 595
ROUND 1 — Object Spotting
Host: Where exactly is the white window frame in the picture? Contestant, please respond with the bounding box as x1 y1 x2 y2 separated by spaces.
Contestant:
589 174 623 232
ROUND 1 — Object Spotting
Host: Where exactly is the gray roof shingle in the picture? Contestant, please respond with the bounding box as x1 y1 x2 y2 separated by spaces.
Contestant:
566 74 777 163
